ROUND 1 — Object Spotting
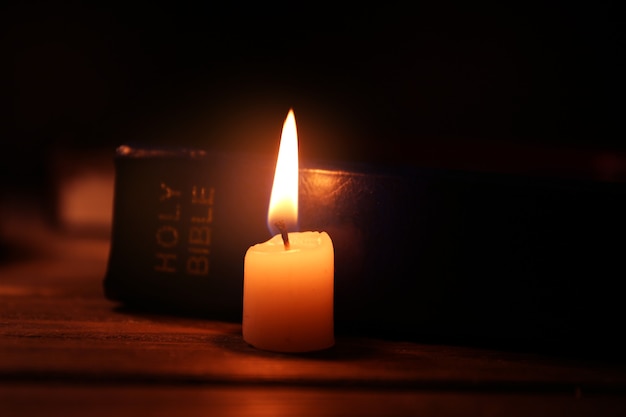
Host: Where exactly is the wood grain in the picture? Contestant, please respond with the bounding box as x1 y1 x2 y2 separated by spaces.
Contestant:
2 231 626 416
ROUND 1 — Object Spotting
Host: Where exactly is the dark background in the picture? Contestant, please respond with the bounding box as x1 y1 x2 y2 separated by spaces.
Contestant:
2 1 625 207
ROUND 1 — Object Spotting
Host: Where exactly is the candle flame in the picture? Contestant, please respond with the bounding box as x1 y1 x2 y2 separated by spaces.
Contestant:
267 109 299 235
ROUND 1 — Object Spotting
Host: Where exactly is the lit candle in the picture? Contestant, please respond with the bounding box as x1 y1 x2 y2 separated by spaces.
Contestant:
242 109 335 353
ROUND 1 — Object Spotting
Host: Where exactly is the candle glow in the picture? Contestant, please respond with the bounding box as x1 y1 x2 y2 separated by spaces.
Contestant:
267 108 299 236
242 108 335 353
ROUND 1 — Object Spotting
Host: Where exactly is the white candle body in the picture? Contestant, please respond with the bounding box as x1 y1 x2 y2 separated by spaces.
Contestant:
243 231 334 352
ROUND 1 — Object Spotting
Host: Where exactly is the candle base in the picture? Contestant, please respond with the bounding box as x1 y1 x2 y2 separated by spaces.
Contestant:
243 337 335 354
243 314 335 353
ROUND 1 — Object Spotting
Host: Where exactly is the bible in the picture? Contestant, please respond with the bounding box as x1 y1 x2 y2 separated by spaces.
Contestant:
104 143 626 350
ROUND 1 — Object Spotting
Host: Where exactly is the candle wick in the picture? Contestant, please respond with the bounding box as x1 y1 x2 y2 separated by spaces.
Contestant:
274 220 290 250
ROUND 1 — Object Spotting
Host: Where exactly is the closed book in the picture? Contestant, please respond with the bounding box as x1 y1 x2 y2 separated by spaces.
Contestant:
104 144 626 350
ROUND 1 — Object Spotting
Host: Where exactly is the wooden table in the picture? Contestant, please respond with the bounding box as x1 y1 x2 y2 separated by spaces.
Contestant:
2 226 626 416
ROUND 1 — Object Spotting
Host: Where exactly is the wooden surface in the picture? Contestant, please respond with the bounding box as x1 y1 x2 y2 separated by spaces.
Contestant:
2 224 626 416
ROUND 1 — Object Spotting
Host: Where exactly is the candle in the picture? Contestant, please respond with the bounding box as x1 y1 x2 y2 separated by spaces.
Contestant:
242 109 335 353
